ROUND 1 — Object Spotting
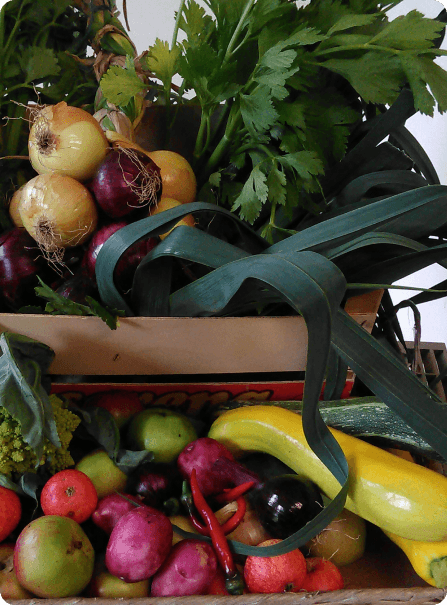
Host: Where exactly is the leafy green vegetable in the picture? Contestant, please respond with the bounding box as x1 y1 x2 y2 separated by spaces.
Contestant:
71 403 154 474
34 277 125 330
99 55 147 107
0 331 58 462
108 0 447 234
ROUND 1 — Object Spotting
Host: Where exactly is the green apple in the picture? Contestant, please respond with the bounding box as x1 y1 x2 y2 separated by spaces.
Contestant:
75 449 127 499
87 557 149 598
126 408 198 464
0 543 34 599
13 516 94 598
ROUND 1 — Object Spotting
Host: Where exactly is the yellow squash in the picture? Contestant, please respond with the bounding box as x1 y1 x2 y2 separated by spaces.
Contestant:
383 530 447 587
208 405 447 541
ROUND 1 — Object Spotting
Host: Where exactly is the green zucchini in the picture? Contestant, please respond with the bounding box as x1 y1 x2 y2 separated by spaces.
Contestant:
219 396 443 461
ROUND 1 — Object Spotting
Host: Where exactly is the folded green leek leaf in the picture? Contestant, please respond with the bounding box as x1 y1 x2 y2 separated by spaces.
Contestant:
170 250 350 556
331 309 447 461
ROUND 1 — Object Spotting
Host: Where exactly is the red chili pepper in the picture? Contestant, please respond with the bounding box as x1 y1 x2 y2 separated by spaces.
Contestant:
188 496 246 536
221 496 246 534
182 479 247 536
190 468 244 595
214 481 255 504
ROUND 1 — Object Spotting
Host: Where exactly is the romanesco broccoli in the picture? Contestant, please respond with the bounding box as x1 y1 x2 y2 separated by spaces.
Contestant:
0 394 81 478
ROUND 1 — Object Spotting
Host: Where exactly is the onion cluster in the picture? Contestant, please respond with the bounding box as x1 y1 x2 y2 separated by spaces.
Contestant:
2 101 196 312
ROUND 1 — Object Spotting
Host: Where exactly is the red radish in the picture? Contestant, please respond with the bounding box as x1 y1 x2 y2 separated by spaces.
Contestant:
177 437 261 497
89 149 162 218
301 558 344 592
105 506 172 582
150 539 218 596
92 493 143 534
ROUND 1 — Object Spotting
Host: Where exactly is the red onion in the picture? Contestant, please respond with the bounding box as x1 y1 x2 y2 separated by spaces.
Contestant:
0 228 53 311
89 148 162 218
56 269 100 306
82 221 157 292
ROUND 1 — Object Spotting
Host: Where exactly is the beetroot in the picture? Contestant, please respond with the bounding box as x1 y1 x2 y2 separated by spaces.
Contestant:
150 539 218 597
92 492 143 534
105 506 172 582
177 437 260 497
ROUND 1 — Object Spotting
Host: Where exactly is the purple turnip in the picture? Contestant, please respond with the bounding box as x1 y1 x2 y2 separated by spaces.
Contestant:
177 437 260 497
105 506 172 582
150 539 218 597
92 492 143 534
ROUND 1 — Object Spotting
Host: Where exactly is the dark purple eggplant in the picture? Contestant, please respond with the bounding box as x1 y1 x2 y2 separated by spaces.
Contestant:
250 473 323 539
127 462 183 513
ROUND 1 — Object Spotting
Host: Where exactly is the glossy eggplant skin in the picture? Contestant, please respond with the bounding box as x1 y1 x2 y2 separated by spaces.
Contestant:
250 473 323 539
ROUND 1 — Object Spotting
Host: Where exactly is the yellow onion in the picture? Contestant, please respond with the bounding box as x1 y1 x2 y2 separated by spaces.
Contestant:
19 173 98 255
150 198 195 240
9 185 25 228
215 500 272 547
28 102 110 181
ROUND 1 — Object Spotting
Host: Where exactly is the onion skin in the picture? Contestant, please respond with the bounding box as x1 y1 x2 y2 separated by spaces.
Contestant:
9 186 25 228
0 228 52 311
82 221 157 292
28 102 109 182
89 149 162 218
19 173 98 250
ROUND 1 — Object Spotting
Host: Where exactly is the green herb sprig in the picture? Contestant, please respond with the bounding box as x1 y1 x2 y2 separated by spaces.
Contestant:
101 0 447 241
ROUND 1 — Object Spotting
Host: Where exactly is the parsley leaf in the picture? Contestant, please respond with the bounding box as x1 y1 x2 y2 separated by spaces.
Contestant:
100 58 147 107
232 163 269 223
240 87 279 135
35 278 125 330
19 47 60 83
144 38 181 89
370 10 445 50
321 53 405 105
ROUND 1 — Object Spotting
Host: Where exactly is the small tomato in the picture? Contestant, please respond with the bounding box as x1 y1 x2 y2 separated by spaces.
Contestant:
40 469 98 524
301 557 344 592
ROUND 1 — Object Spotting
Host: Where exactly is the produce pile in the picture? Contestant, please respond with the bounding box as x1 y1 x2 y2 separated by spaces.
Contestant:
0 332 446 598
3 379 447 598
3 0 447 598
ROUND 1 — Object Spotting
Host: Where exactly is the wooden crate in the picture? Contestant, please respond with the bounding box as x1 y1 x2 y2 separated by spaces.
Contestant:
0 290 382 377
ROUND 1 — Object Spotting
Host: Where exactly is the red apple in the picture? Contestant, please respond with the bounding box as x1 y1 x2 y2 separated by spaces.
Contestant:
86 390 144 429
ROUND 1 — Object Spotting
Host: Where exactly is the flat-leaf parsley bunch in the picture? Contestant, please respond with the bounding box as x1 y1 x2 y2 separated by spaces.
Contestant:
99 0 447 241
